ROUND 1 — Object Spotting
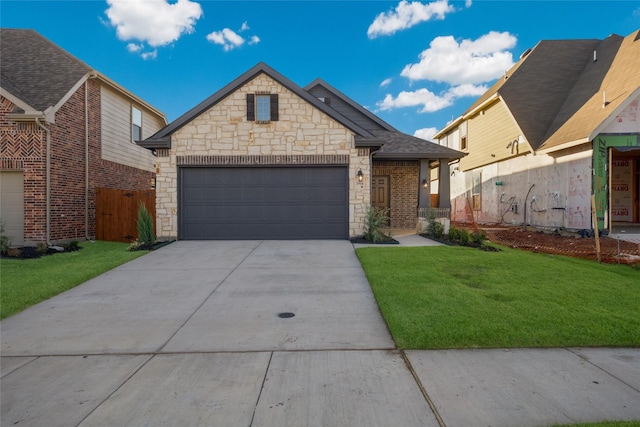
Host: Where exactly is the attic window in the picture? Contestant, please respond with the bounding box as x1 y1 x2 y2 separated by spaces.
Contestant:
132 106 142 141
247 93 279 123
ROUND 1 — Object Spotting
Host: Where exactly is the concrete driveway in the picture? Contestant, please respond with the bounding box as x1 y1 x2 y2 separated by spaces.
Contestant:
1 240 438 426
2 240 639 426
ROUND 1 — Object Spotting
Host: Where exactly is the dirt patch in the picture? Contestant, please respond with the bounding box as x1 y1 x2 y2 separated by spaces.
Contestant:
473 225 640 265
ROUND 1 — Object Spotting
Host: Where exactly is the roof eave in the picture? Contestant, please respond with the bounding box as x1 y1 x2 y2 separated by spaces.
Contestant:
535 137 590 155
433 93 500 138
136 137 171 150
374 151 467 160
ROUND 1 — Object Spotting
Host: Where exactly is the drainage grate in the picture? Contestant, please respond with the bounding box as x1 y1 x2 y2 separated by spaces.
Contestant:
278 312 295 318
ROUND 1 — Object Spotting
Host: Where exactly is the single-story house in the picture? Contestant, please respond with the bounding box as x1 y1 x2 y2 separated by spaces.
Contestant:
433 29 640 233
0 28 167 245
139 62 464 240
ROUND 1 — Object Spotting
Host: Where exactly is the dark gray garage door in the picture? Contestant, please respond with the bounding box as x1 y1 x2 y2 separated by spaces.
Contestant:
179 167 348 240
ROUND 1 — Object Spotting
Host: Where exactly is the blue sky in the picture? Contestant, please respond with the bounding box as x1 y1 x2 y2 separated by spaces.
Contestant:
2 1 639 139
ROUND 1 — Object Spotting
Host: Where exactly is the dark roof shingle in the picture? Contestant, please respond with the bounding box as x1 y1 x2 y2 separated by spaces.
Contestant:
1 29 91 111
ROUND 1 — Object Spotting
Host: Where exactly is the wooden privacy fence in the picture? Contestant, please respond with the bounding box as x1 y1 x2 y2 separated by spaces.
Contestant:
96 188 155 243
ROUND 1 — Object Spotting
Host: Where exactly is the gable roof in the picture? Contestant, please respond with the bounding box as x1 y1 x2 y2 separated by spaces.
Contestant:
305 78 396 132
1 28 90 113
305 79 464 160
434 29 640 154
539 30 640 152
0 28 166 123
143 62 465 160
144 62 378 148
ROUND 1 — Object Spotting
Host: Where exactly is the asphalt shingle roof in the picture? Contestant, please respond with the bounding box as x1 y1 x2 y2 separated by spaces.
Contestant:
144 62 465 160
444 29 640 153
1 28 91 112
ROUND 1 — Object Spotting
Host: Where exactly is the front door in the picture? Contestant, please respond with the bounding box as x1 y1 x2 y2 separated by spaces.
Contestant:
372 176 390 212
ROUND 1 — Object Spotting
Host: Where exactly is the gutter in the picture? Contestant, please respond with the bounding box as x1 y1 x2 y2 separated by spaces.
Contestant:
34 117 51 245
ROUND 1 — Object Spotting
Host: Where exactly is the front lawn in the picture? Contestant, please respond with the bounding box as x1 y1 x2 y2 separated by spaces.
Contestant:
1 241 147 319
356 245 640 349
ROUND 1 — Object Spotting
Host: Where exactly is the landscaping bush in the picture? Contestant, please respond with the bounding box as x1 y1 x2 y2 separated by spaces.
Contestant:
364 206 390 243
0 220 11 255
133 202 155 250
426 214 445 239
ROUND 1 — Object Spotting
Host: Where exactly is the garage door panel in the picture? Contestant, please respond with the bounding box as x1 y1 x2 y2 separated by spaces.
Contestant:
180 167 348 240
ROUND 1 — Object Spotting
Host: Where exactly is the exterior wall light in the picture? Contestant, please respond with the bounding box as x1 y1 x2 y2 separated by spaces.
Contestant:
357 169 364 183
422 178 428 188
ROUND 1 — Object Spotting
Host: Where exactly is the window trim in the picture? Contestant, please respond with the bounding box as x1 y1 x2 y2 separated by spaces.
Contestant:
132 106 142 142
472 172 482 210
246 93 279 123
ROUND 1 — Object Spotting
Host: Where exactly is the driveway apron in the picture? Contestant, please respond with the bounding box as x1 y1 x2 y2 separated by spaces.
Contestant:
1 240 439 427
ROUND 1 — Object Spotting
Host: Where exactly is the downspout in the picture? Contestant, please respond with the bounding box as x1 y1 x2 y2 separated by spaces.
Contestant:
85 80 90 240
35 117 51 245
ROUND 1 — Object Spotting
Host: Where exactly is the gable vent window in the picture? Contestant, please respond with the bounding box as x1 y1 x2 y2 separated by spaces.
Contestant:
132 106 142 141
247 93 278 123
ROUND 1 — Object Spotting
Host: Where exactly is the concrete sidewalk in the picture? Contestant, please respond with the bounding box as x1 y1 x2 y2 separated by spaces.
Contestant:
1 240 639 427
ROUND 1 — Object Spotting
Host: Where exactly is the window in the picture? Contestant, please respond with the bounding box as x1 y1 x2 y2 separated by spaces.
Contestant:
246 93 279 122
472 172 482 210
460 121 468 150
256 95 271 122
132 106 142 141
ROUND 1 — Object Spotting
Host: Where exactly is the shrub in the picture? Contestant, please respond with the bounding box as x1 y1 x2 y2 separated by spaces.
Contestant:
62 241 80 252
470 229 487 245
36 242 49 255
136 202 155 249
0 220 11 255
364 206 389 243
427 216 445 239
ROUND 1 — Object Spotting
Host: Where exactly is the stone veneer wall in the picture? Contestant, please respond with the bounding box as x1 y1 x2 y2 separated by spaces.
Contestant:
155 73 371 239
372 160 419 229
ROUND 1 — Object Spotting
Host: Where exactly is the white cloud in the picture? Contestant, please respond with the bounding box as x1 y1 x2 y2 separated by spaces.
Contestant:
141 50 158 60
414 127 438 141
206 28 246 51
377 83 487 113
127 43 143 53
448 83 488 97
380 78 393 87
401 31 517 85
367 0 455 39
207 26 261 51
105 0 203 47
378 88 454 113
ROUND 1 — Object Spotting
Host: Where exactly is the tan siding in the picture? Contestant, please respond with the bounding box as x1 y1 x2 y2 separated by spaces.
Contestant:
100 86 155 172
459 101 529 171
141 109 163 139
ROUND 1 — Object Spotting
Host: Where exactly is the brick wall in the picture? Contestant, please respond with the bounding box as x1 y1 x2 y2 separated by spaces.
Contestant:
1 80 154 244
373 160 419 229
1 96 47 242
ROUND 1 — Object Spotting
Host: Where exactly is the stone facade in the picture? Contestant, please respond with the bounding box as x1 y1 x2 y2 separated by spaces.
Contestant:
155 73 371 239
372 160 420 229
0 79 155 244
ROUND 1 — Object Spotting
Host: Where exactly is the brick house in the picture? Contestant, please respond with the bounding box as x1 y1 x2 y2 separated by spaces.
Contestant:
0 29 167 245
138 62 463 240
433 29 640 234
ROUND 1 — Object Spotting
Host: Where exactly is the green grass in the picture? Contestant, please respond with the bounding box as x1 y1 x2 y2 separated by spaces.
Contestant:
1 241 148 319
356 245 640 349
